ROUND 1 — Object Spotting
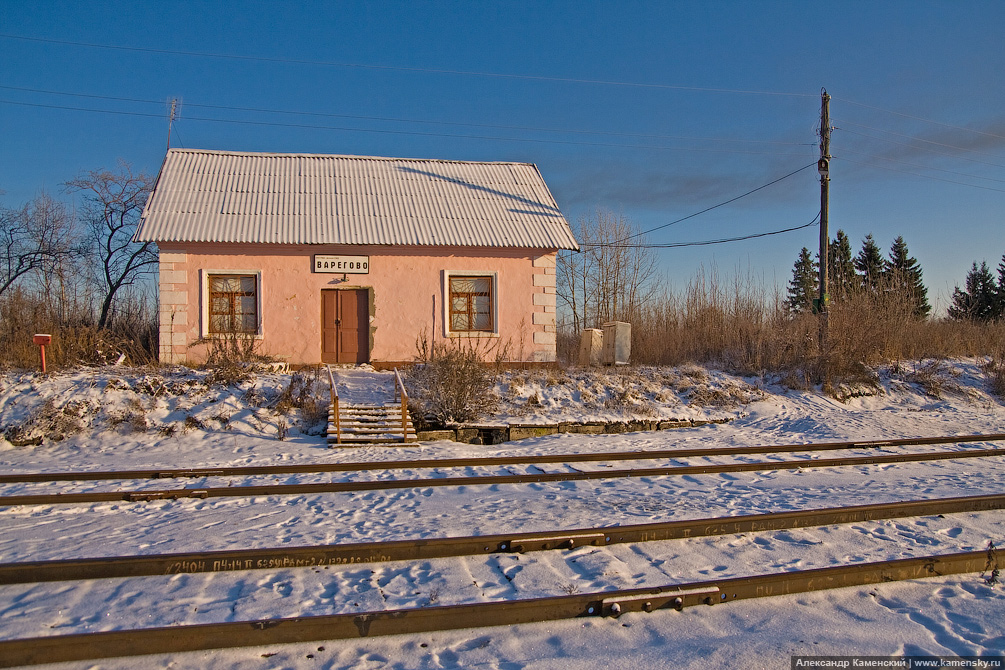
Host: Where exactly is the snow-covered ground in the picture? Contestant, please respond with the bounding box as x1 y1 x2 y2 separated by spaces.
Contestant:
0 360 1003 669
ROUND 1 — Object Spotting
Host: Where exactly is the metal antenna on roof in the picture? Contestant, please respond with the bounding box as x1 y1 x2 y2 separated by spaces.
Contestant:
166 97 181 151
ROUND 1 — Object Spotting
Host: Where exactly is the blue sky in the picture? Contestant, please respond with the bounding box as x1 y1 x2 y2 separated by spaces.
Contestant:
2 1 1003 312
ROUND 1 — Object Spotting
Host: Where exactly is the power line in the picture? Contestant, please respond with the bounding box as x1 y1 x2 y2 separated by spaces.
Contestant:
0 33 815 97
0 84 816 147
0 99 815 157
613 162 818 244
0 99 164 119
580 213 820 249
833 156 1005 193
836 119 1005 160
833 95 1005 141
837 147 1005 184
836 125 1005 170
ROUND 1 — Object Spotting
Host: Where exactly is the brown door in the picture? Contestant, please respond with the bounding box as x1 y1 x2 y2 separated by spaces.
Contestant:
321 289 369 364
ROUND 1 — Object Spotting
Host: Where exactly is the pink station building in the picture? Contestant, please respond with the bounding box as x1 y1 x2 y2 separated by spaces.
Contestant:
135 148 580 367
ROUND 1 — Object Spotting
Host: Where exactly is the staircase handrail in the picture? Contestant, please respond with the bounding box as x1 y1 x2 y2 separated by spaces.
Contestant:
326 364 341 445
393 367 409 440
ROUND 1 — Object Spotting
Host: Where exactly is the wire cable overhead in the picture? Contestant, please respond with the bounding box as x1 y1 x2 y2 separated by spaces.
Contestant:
0 84 816 148
0 98 816 157
611 161 818 245
0 33 816 97
833 96 1005 141
579 213 820 249
835 125 1005 169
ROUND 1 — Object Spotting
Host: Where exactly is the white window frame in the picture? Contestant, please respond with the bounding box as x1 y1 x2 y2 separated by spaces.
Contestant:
443 270 499 338
199 269 263 339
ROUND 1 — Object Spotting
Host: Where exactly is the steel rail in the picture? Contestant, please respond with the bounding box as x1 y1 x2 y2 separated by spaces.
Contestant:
2 447 1003 507
0 549 991 668
1 492 1001 584
1 433 1002 484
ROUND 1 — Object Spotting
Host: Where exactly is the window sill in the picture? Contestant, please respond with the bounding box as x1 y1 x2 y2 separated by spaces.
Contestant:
200 332 264 341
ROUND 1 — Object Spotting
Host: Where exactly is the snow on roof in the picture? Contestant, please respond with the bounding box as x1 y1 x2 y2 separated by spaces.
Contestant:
135 148 579 249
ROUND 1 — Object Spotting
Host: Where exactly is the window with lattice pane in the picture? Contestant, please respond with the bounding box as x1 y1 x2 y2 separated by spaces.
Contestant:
449 276 493 332
209 275 258 334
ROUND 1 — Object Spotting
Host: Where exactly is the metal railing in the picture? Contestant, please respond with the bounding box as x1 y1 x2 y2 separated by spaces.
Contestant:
393 367 409 441
326 365 340 445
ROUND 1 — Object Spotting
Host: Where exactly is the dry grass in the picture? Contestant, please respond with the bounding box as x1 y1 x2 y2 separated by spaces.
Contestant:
0 288 157 370
903 360 961 399
107 397 151 433
0 365 333 447
3 397 97 445
271 369 329 435
566 267 1005 393
498 365 762 420
981 352 1005 397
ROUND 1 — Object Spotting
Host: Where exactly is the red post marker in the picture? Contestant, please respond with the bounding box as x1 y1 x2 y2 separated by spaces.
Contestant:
33 334 51 373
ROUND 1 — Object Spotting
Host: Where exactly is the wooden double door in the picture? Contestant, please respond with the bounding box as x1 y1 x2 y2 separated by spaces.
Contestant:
321 289 369 364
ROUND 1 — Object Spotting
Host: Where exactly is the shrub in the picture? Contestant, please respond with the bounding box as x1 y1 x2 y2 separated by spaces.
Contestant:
3 398 96 445
203 333 277 386
272 369 329 435
404 339 499 425
981 352 1005 398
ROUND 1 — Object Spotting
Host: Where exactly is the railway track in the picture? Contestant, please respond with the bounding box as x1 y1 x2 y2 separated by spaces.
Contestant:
1 492 1002 584
1 443 1002 507
0 549 995 668
2 432 1002 484
2 437 1001 666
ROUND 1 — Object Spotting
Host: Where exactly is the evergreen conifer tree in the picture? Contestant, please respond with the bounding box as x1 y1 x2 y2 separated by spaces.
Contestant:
997 254 1005 317
854 234 885 290
886 236 930 318
787 247 818 314
827 229 856 301
948 261 999 321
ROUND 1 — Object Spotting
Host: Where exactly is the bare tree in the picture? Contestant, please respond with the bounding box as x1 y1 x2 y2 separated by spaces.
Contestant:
557 209 663 333
0 192 76 296
65 162 155 330
556 226 589 333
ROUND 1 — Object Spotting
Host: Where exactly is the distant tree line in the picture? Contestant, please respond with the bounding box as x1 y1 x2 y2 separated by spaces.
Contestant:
786 232 930 318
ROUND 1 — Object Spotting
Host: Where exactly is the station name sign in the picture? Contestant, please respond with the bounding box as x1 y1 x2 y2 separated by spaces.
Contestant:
313 255 369 274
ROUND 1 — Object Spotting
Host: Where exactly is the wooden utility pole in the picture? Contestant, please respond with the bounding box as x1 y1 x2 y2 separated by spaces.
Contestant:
817 89 831 314
817 89 831 348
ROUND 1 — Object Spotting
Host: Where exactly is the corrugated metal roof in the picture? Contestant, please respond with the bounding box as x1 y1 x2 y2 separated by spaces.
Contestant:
135 149 579 250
